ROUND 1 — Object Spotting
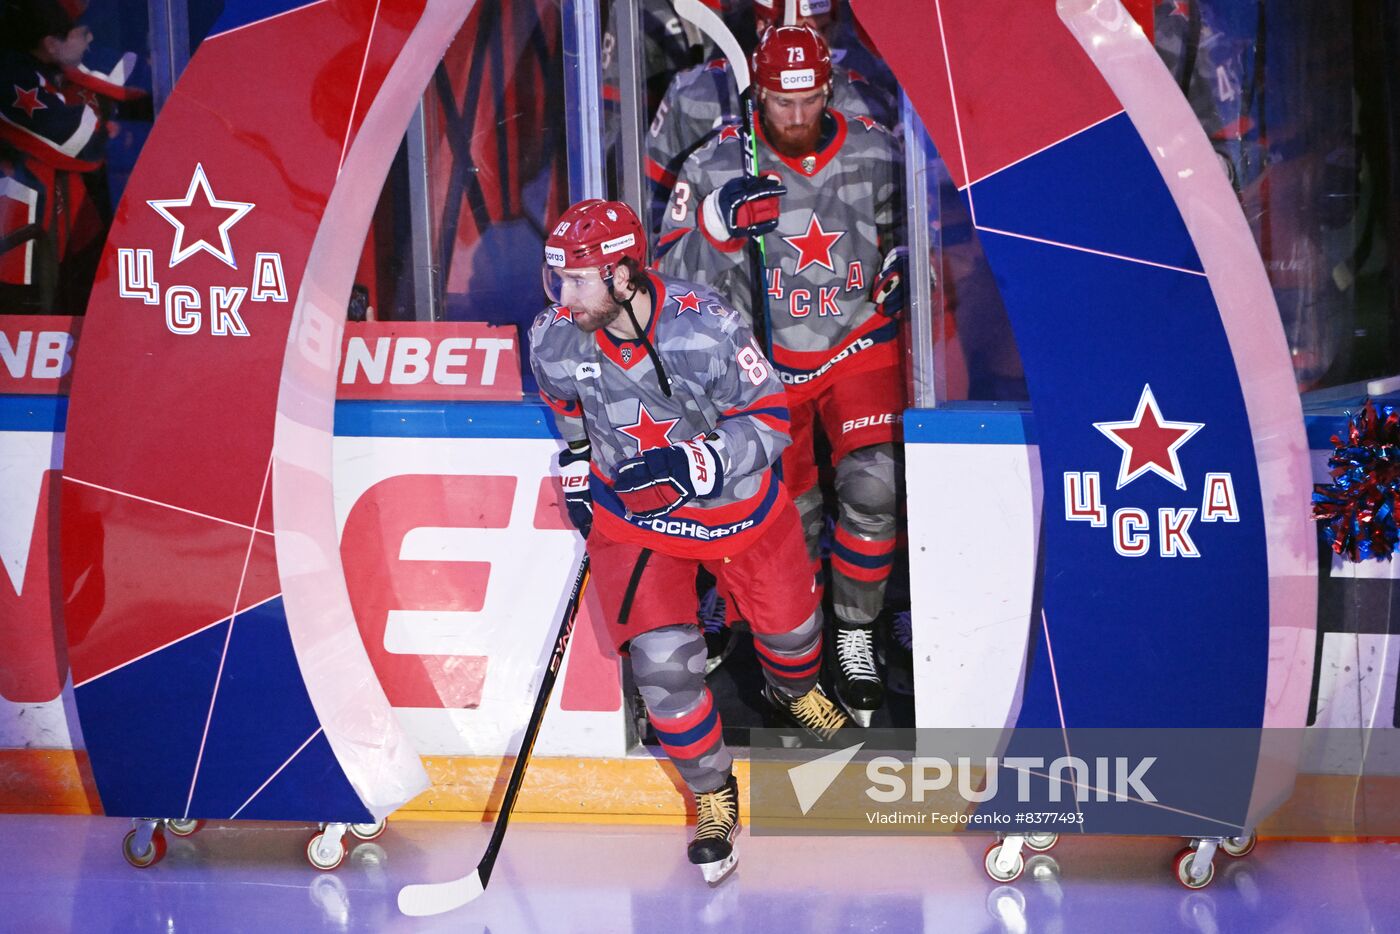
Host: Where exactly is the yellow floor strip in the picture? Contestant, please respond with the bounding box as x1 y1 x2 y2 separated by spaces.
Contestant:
3 747 1399 841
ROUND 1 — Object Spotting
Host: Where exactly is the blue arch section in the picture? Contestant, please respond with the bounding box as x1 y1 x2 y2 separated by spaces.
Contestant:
236 731 373 822
949 58 1270 829
968 125 1268 732
75 621 230 818
77 597 373 822
971 113 1205 273
185 598 368 821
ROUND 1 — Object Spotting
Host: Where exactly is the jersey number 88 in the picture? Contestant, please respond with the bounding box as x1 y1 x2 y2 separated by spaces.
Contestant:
737 341 771 386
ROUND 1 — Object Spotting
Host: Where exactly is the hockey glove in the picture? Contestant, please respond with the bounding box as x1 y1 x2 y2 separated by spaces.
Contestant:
701 174 787 242
557 444 593 538
872 246 908 317
612 438 725 520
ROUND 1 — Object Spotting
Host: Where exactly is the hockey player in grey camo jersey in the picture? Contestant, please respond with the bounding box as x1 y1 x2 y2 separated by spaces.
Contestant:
657 24 907 728
643 0 895 237
530 199 849 886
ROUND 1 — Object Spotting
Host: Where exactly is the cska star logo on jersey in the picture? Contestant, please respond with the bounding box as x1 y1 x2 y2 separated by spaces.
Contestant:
619 401 679 452
782 213 845 274
1064 383 1237 559
146 163 254 268
672 290 703 317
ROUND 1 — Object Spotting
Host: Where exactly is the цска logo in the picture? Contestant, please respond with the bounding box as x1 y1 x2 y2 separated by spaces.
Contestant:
117 163 289 338
1063 383 1239 557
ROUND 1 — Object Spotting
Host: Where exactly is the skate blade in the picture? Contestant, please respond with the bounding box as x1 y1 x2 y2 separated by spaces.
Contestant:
700 850 738 886
840 702 874 729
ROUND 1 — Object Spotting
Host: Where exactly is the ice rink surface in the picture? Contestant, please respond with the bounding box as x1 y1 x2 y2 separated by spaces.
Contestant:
3 814 1399 933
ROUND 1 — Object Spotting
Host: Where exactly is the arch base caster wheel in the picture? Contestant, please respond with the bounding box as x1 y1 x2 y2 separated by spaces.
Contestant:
166 818 204 837
307 827 347 871
1174 844 1216 889
348 818 386 842
1024 831 1058 852
123 826 168 868
984 840 1025 883
1221 832 1256 858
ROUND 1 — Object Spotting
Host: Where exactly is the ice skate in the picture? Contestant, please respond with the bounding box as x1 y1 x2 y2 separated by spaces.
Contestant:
688 774 740 886
832 618 883 727
763 681 849 744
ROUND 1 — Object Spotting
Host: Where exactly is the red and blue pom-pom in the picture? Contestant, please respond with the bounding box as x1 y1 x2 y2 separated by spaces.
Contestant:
1313 400 1400 561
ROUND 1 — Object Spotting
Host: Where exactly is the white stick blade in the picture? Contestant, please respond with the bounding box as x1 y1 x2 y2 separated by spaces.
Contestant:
674 0 751 93
397 870 485 917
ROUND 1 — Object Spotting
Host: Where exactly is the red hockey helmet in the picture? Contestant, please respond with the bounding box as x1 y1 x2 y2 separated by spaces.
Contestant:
751 25 832 95
542 199 646 301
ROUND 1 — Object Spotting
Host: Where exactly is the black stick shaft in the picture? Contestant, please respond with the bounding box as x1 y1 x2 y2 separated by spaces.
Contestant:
742 92 775 357
476 555 591 887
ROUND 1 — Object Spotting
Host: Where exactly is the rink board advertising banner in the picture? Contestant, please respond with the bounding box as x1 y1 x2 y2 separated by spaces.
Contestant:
749 729 1400 837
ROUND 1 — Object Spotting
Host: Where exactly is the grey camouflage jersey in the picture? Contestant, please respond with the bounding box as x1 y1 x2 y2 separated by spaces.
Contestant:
644 58 895 230
656 109 902 387
530 272 792 557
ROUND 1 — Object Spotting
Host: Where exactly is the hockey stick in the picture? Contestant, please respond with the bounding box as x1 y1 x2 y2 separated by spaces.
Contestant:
397 555 592 917
673 0 776 357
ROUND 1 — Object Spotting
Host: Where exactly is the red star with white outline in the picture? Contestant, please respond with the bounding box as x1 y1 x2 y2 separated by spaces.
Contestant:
672 290 703 317
146 163 255 268
1169 0 1191 19
716 123 742 144
552 305 574 324
853 115 879 131
12 85 45 118
618 402 680 453
782 213 845 274
1093 384 1203 490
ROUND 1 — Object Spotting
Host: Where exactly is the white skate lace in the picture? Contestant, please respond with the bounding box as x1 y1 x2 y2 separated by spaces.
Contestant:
694 784 737 842
836 627 879 681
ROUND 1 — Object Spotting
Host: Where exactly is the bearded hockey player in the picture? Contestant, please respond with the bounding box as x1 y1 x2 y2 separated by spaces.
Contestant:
643 0 894 235
657 24 905 728
530 199 849 885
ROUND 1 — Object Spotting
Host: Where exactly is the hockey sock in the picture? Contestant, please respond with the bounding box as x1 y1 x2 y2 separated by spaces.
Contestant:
832 444 898 624
752 609 823 698
630 625 732 793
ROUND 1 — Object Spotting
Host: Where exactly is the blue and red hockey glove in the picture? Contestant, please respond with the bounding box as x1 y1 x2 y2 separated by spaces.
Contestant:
613 438 725 520
872 246 908 317
702 173 787 241
556 444 593 538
